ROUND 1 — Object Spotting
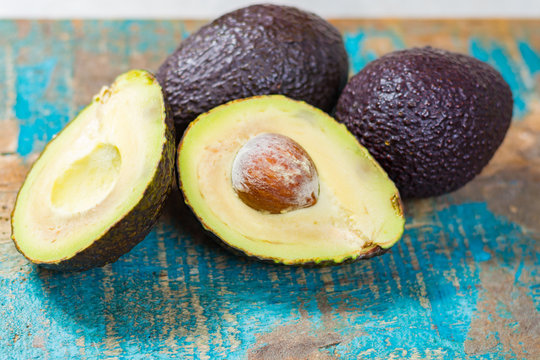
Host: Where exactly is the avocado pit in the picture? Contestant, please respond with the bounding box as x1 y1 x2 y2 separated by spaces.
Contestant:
231 133 319 214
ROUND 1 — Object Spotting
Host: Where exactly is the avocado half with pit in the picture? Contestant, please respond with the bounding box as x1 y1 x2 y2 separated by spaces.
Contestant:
11 70 175 271
177 95 404 265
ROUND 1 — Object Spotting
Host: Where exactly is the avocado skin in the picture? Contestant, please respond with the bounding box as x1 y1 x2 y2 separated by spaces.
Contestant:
157 4 349 131
335 47 513 198
12 74 176 271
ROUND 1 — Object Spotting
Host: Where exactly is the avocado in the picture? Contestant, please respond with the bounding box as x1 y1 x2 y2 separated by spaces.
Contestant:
335 46 513 198
157 4 349 132
177 95 404 265
11 70 175 271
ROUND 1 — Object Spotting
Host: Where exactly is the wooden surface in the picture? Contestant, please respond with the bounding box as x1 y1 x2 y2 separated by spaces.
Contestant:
0 20 539 359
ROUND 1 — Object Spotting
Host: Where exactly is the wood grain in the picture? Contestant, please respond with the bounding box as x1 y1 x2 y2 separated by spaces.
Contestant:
0 19 538 359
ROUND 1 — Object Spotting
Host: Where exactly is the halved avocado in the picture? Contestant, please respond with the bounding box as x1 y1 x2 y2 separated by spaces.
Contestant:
11 70 175 271
177 95 404 265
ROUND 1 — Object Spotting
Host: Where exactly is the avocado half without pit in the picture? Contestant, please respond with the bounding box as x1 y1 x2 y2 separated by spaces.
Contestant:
177 95 405 265
11 70 175 271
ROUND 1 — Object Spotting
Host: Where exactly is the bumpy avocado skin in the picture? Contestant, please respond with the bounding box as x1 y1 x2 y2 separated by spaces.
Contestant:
335 47 513 198
12 73 176 271
157 4 349 131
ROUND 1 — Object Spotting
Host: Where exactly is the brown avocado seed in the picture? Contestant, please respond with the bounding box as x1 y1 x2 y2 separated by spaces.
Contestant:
231 133 319 214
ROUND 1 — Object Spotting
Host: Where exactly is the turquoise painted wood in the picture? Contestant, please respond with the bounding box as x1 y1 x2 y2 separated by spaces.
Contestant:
0 20 539 359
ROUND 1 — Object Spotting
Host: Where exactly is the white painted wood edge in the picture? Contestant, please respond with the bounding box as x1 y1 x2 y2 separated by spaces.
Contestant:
0 0 539 19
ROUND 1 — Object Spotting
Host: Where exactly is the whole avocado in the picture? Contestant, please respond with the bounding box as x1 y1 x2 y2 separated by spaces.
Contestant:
11 70 176 271
157 4 349 130
335 46 513 198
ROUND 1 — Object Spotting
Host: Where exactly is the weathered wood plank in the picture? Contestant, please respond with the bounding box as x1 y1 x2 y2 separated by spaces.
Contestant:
0 19 538 359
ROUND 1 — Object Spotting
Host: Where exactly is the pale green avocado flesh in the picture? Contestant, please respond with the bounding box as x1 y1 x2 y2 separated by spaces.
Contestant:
11 70 174 269
178 95 405 265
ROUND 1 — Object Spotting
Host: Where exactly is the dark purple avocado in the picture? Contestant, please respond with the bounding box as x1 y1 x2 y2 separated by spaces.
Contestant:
157 4 349 132
335 46 513 198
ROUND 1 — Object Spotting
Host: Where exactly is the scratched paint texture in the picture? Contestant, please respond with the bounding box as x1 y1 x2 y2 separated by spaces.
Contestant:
0 20 539 359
